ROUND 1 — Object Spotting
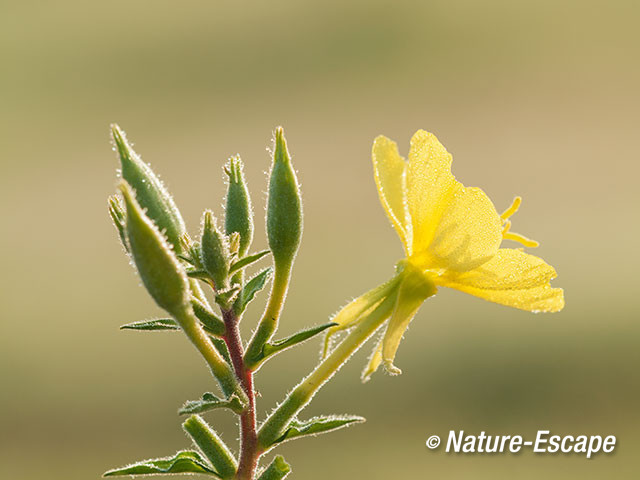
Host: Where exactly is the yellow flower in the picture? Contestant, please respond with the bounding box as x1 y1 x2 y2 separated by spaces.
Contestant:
325 130 564 381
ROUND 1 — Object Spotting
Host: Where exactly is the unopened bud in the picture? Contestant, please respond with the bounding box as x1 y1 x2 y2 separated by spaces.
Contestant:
201 211 230 289
224 156 254 257
120 182 189 316
111 124 186 252
266 127 302 269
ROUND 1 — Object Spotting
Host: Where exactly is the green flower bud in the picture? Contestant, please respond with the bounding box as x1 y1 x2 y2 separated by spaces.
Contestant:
182 415 237 480
224 156 253 257
201 210 230 290
111 124 186 252
120 182 189 316
266 127 303 268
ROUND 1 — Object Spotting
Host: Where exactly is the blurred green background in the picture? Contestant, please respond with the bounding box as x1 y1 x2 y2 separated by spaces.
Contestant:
1 0 639 478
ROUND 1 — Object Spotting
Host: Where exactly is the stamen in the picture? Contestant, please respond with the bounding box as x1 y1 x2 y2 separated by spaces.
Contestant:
501 196 522 220
503 231 539 248
502 220 512 235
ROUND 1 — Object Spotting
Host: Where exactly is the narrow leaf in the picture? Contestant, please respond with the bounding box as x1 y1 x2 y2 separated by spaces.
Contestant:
179 392 245 415
120 318 179 331
257 456 291 480
187 269 211 280
234 267 273 315
229 250 270 274
191 298 225 336
103 450 219 477
274 415 365 445
215 284 241 308
260 323 337 364
211 336 232 366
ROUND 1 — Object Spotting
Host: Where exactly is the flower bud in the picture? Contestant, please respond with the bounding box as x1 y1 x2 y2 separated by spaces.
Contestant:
120 182 189 316
224 156 253 257
111 124 186 252
266 127 302 269
201 210 230 290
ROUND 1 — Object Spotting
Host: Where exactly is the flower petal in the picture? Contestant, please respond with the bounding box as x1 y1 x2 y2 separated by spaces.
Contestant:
407 130 460 255
425 186 503 272
407 131 502 272
439 248 564 312
372 136 412 254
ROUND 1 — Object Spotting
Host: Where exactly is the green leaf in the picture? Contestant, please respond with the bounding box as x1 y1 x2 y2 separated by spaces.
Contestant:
187 269 211 280
234 267 273 315
120 318 180 331
274 415 365 445
179 392 245 415
103 450 219 477
210 336 232 366
257 456 291 480
249 322 337 368
191 298 225 336
229 250 270 275
264 323 337 358
215 284 241 309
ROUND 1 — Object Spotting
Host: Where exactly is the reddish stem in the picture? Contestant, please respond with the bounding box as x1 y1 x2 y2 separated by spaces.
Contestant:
222 308 260 480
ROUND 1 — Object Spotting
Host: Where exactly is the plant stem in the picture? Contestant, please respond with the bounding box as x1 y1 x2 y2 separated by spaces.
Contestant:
176 309 246 401
244 263 292 369
256 293 396 449
221 308 260 480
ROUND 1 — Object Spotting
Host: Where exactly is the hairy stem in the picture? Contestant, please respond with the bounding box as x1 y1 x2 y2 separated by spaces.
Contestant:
222 308 260 480
244 263 292 369
256 294 396 449
176 309 246 402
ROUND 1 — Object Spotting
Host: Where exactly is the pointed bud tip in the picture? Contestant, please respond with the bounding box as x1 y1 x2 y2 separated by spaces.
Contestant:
203 210 216 229
273 126 291 164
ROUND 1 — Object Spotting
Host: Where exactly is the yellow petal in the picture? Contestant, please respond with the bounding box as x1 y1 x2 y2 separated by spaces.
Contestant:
439 248 564 312
406 131 502 271
424 186 503 272
407 130 459 255
372 136 412 254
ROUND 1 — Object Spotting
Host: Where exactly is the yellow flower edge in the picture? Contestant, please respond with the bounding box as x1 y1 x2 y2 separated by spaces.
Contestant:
326 130 564 380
